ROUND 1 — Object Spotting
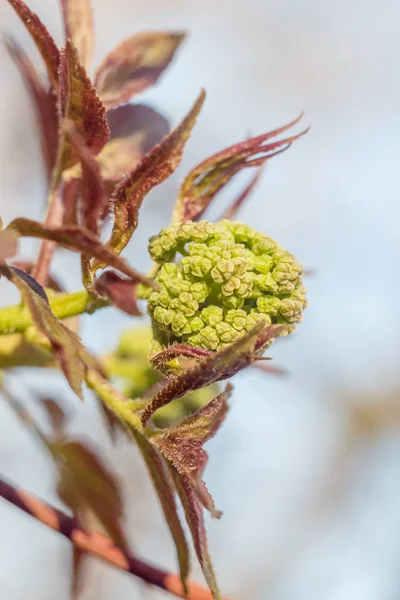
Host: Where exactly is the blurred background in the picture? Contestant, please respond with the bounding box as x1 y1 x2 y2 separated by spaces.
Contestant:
1 0 400 599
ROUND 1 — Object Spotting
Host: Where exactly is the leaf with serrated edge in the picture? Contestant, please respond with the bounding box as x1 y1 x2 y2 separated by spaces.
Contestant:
6 218 152 286
6 0 60 87
53 439 129 549
170 469 220 600
95 271 142 316
173 113 309 222
4 37 58 181
61 0 94 71
2 266 86 398
94 32 185 110
152 385 231 517
141 321 266 425
132 430 190 590
58 41 109 171
102 90 205 260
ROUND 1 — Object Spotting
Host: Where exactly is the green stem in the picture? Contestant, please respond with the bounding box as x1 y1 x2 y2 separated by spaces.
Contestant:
0 290 107 335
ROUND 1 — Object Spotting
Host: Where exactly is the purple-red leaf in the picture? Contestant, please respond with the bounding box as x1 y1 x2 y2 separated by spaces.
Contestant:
4 36 58 181
58 40 109 171
132 431 190 589
141 321 268 425
61 0 94 71
170 469 220 600
95 271 142 316
6 0 60 87
53 439 129 549
104 90 205 258
66 124 107 236
152 385 231 517
2 266 86 398
94 32 186 110
173 113 309 222
6 218 152 286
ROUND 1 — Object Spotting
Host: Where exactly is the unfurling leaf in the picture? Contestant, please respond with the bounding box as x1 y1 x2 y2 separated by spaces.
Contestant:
221 166 263 220
4 37 58 181
152 385 231 517
2 266 86 398
141 321 266 425
58 41 109 171
95 271 142 316
173 113 309 222
103 89 205 259
6 0 60 86
0 230 18 264
133 431 190 589
53 439 129 549
61 0 94 71
6 218 152 285
170 469 220 600
94 32 186 110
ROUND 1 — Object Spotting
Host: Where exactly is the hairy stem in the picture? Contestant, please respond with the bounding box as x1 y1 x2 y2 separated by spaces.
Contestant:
0 290 107 335
0 476 221 600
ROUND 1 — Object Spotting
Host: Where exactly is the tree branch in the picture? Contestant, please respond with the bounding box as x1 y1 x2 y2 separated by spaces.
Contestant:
0 476 227 600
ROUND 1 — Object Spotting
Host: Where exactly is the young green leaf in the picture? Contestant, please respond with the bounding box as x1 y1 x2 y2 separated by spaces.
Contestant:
94 32 186 110
102 90 205 259
6 218 152 285
152 385 231 517
4 37 58 181
132 431 190 590
141 321 265 425
6 0 60 87
2 266 86 398
173 113 308 222
58 40 109 171
60 0 94 71
170 469 221 600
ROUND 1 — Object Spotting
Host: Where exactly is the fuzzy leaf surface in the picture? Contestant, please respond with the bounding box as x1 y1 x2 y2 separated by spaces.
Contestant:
173 114 308 222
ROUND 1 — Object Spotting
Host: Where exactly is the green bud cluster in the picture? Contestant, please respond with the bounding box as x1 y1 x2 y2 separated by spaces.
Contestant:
142 220 307 352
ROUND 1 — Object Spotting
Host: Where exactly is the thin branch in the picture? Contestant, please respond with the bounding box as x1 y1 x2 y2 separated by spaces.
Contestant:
32 189 64 286
0 476 226 600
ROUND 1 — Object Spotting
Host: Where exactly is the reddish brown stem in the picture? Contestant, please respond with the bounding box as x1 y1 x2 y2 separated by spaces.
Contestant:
0 476 226 600
31 190 64 286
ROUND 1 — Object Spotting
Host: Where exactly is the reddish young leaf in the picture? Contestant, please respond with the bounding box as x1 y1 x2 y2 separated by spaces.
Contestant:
221 166 263 220
2 266 86 398
61 0 94 71
152 385 231 518
38 396 70 434
94 32 186 110
98 103 170 185
0 230 18 264
53 439 129 549
6 218 152 286
173 113 309 222
4 37 58 181
6 0 60 87
66 124 107 236
141 321 268 425
132 430 190 589
170 469 220 600
103 90 205 259
95 271 142 316
58 41 109 171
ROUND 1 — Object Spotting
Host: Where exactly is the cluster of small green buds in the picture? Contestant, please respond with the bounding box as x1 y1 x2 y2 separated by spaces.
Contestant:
140 220 307 352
